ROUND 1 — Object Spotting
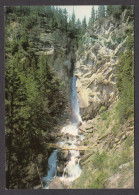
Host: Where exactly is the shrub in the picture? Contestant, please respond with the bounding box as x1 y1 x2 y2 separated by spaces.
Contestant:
99 106 107 114
87 170 108 189
116 25 134 122
101 112 109 120
125 134 134 148
91 151 108 170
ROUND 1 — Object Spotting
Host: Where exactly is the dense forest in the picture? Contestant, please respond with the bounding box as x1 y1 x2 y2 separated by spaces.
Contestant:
5 5 134 189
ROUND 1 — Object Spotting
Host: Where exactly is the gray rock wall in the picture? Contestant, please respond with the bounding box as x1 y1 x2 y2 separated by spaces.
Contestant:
75 12 131 119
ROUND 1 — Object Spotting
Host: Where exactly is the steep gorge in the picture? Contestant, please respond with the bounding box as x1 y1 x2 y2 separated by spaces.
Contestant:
5 6 134 189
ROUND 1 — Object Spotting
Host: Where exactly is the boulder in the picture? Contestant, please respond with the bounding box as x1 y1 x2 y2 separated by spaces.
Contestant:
57 164 65 176
57 150 71 162
47 133 56 142
49 177 64 189
79 124 86 132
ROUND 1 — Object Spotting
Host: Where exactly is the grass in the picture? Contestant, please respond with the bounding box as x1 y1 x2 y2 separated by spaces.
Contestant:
91 151 108 170
101 112 110 120
87 170 109 189
125 134 134 148
73 144 133 189
99 106 107 114
72 100 134 189
111 123 120 137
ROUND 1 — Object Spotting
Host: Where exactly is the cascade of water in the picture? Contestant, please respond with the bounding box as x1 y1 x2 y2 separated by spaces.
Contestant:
42 150 59 188
71 75 82 123
42 73 84 188
59 74 83 185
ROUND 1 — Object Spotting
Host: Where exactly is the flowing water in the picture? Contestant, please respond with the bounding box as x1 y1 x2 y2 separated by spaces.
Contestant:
42 149 60 189
42 74 84 188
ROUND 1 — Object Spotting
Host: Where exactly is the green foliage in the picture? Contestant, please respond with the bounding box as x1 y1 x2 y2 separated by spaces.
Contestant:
111 123 120 137
106 5 122 19
98 6 106 18
125 134 134 148
87 170 108 189
116 26 134 122
5 6 68 188
99 106 107 114
106 5 133 20
91 151 108 170
109 149 132 174
5 5 134 189
23 15 37 29
10 41 19 55
89 6 95 26
83 140 88 146
101 111 109 120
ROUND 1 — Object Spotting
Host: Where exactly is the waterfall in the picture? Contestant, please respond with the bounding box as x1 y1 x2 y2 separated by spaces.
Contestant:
43 74 84 188
71 75 82 124
60 74 83 186
42 149 59 189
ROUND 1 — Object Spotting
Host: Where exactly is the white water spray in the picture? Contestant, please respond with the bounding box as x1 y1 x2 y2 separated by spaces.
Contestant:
42 149 59 189
59 75 83 186
43 74 84 188
71 76 82 124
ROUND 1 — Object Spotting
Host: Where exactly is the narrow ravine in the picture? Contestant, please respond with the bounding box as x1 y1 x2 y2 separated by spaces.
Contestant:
42 73 84 189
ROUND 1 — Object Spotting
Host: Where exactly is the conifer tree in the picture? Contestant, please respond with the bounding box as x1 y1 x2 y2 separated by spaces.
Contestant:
81 16 87 34
98 5 105 18
88 6 95 27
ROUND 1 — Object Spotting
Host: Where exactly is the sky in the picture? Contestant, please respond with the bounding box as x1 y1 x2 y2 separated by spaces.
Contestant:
55 6 98 23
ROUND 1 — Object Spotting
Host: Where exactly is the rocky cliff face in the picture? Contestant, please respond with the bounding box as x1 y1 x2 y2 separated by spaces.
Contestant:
29 25 76 94
72 9 134 189
75 10 132 119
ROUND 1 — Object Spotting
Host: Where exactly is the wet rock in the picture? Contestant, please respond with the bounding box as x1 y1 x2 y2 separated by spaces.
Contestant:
80 150 85 156
79 124 86 132
115 138 120 143
78 121 82 126
34 184 42 189
57 164 65 176
49 177 64 189
57 132 63 137
57 150 71 162
85 123 94 130
63 134 75 141
47 132 56 142
122 134 127 140
67 142 72 146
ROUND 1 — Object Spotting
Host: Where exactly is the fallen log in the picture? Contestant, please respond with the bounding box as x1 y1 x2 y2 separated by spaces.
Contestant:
46 143 88 151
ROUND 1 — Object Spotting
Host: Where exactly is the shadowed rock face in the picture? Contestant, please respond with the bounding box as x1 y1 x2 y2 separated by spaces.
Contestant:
49 177 64 189
29 27 76 96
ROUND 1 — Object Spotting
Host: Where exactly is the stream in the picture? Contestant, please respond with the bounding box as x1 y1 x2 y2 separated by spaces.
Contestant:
42 74 84 189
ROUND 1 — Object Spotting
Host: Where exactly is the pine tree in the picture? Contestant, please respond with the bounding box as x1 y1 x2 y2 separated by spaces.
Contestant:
81 16 87 34
106 5 122 19
63 8 68 32
71 8 76 27
98 5 105 18
88 6 95 27
5 56 29 188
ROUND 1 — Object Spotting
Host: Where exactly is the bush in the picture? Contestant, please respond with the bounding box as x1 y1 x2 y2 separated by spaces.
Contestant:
116 26 134 122
125 135 134 148
99 106 107 114
87 170 108 189
101 112 109 120
91 151 108 170
11 41 19 55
